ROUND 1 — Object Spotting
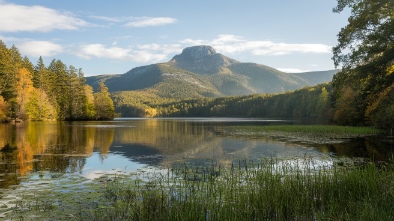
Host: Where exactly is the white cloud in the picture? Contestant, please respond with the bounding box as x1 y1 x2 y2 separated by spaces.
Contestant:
125 17 177 27
0 2 88 32
17 41 63 57
76 44 174 63
181 35 332 56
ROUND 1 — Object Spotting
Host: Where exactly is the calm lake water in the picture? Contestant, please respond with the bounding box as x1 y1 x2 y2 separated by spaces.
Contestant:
0 118 393 189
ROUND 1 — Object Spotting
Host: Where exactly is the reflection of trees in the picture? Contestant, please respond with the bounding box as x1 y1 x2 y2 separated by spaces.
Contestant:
0 121 115 184
16 141 33 175
94 127 114 154
315 137 393 161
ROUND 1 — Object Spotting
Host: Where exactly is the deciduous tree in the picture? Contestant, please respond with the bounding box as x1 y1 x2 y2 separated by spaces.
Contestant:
94 81 115 120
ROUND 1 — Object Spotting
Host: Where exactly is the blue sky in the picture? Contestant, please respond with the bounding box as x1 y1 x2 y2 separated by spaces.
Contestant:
0 0 350 76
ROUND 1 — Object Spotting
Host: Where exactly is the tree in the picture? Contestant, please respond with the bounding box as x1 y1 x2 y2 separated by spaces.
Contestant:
25 88 56 120
83 85 96 119
332 0 394 126
94 81 115 120
15 68 34 119
333 0 394 71
0 96 9 122
0 41 16 101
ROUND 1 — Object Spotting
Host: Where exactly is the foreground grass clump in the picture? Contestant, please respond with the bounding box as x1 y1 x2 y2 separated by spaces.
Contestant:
3 159 393 220
90 159 394 221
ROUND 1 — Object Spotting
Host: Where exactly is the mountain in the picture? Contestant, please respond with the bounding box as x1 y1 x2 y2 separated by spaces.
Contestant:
86 45 336 100
291 70 338 86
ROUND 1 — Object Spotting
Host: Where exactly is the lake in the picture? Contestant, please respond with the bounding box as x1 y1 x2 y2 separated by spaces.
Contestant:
0 118 393 189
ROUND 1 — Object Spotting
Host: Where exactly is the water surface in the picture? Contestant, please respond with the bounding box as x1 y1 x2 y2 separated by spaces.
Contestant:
0 118 392 189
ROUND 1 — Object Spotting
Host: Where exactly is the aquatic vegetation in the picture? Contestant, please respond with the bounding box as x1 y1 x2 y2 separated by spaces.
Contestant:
225 125 382 144
2 158 394 220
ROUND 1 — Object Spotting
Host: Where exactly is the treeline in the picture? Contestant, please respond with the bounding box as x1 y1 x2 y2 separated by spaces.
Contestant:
114 83 332 121
159 84 331 119
0 41 115 122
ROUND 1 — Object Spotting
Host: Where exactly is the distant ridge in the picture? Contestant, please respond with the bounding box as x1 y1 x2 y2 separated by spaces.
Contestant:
86 45 337 100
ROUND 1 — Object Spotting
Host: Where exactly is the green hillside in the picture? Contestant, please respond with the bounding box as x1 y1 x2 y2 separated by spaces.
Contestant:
291 70 338 86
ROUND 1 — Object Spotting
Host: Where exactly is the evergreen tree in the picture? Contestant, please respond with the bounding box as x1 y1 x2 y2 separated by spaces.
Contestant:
0 41 16 102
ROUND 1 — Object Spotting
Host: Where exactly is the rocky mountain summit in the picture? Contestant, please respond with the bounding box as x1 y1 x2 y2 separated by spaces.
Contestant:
168 45 238 74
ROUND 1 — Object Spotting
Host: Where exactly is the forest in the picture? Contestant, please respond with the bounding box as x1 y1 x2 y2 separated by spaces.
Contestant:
0 41 115 121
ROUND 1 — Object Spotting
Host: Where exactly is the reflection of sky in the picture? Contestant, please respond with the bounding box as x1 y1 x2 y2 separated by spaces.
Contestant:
81 152 148 179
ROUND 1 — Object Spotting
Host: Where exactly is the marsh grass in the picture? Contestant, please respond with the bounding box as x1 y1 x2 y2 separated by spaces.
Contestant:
90 158 394 221
226 125 382 144
2 158 394 220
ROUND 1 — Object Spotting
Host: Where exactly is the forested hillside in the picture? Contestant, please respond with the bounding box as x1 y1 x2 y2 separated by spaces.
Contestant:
111 83 331 121
0 41 115 121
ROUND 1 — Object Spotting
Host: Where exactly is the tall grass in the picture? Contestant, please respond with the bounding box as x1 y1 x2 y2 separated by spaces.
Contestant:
89 158 394 221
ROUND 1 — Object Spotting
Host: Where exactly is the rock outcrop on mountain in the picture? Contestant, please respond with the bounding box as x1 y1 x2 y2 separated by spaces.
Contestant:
168 45 238 74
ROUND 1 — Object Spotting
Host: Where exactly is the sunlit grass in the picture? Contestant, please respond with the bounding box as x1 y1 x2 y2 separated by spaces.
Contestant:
4 158 393 221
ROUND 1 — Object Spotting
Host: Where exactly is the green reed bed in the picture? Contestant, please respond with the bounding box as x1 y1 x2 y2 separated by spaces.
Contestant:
89 159 394 221
226 125 382 143
2 159 394 220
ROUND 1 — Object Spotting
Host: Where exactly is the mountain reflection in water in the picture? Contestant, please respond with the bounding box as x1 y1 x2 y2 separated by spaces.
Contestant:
0 118 392 189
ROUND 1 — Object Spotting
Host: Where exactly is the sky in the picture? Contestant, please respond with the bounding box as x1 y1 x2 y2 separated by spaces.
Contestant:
0 0 350 77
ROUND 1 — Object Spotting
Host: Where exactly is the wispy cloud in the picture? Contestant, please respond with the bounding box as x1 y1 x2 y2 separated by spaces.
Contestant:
181 35 332 55
125 17 177 27
90 15 178 28
0 2 88 32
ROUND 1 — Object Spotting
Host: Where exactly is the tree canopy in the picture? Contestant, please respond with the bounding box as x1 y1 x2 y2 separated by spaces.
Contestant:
0 41 115 122
332 0 394 128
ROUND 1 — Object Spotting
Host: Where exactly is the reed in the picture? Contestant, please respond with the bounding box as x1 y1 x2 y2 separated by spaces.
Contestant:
88 158 394 221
